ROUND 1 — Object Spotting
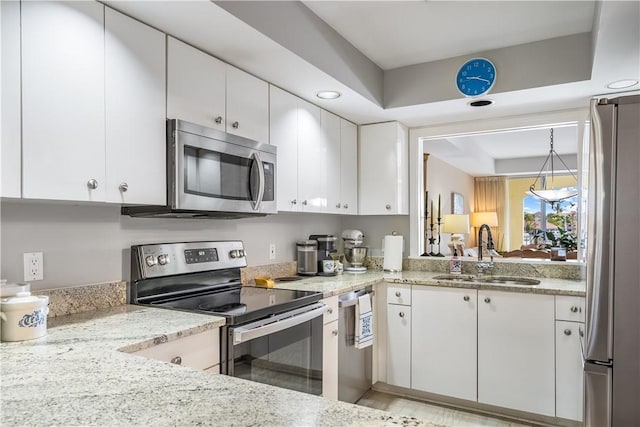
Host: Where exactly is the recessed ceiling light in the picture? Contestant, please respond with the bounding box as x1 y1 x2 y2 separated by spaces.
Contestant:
606 79 639 89
316 90 341 99
468 99 494 107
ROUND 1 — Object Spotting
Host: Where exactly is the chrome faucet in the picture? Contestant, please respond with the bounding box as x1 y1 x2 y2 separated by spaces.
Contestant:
477 224 495 275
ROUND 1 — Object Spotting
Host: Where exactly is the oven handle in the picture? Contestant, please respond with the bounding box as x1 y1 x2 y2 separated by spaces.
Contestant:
233 303 327 345
250 152 265 212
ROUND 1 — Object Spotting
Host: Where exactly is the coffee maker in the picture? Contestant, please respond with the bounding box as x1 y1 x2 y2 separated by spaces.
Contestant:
309 234 338 275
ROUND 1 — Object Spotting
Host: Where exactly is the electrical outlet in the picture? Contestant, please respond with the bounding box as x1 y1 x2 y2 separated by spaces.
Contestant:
269 243 276 260
23 252 44 282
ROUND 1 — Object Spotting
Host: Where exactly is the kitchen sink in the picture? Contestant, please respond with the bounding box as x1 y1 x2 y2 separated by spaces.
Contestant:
432 274 540 286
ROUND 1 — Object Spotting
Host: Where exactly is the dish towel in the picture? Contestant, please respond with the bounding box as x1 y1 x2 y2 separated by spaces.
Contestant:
354 293 374 349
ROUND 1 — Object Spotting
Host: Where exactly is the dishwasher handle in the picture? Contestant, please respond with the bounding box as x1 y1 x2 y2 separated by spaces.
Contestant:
339 290 375 308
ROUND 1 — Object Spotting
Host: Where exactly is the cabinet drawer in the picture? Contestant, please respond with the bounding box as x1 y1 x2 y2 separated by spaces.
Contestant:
556 296 585 322
323 295 339 324
387 284 411 305
133 328 220 370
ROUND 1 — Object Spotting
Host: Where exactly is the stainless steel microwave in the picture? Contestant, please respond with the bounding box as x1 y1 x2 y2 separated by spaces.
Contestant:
122 119 276 218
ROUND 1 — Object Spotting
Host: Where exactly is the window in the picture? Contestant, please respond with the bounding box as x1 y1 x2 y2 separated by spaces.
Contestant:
523 187 577 250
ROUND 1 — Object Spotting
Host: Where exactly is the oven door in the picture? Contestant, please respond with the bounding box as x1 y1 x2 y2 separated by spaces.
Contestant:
227 303 326 395
171 121 276 214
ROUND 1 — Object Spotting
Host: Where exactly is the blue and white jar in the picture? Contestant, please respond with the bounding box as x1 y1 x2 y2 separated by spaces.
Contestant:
1 291 49 342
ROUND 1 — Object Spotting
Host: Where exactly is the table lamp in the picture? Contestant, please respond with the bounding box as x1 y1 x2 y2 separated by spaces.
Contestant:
442 214 470 256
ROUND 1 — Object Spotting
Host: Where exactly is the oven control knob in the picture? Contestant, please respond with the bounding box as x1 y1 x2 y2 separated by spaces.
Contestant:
229 250 246 259
145 256 157 267
157 254 170 265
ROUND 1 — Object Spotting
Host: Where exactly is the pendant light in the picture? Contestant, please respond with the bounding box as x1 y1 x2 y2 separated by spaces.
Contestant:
526 128 577 207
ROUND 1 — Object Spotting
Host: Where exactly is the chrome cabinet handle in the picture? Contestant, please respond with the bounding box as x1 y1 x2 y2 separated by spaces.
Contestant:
232 121 239 129
570 306 579 313
302 200 308 206
386 204 391 210
399 312 405 318
395 291 401 297
332 330 338 336
336 203 341 208
344 204 349 209
87 179 98 190
214 116 223 124
484 297 491 303
170 356 182 365
119 182 128 192
291 199 297 205
327 308 333 314
564 329 572 336
463 295 470 301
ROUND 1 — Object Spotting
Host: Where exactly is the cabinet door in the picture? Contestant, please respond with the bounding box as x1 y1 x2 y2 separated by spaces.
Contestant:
105 8 166 205
386 304 411 388
22 1 105 202
322 319 339 400
1 0 21 198
226 65 269 143
556 321 584 421
297 100 323 212
411 287 477 401
167 36 226 131
340 119 358 215
269 86 299 212
358 122 408 215
478 290 555 416
133 328 220 370
321 110 342 214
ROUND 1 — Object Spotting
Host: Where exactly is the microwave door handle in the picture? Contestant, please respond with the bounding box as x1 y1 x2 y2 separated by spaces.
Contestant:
250 152 265 211
233 304 327 345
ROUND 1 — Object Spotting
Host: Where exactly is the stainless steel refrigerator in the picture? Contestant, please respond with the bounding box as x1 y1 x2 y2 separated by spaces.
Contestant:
585 94 640 427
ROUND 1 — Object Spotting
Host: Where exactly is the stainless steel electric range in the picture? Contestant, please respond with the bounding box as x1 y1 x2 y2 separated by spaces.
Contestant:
129 241 326 396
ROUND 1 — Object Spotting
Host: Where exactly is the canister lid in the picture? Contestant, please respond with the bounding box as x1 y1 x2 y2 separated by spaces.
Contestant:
0 281 31 298
0 291 48 310
296 240 318 247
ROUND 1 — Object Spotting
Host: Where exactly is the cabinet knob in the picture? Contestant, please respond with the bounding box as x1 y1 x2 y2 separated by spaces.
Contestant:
232 121 239 129
332 330 338 336
302 200 308 206
484 297 491 303
87 179 98 190
385 204 391 210
119 182 128 192
214 116 223 124
170 356 182 365
291 199 297 205
327 308 333 314
463 295 470 301
343 204 349 209
399 312 405 318
570 306 579 313
564 329 572 336
395 291 401 297
336 203 341 208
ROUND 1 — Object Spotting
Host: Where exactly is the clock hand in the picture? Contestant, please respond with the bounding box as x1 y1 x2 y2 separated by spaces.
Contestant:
466 76 491 84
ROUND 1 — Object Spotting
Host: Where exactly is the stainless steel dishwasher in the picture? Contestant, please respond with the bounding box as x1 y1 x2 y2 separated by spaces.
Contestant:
338 286 374 403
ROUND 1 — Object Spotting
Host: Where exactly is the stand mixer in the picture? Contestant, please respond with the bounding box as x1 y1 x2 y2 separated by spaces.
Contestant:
342 229 368 273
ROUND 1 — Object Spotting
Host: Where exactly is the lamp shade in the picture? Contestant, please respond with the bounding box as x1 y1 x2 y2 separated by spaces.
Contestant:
471 212 498 227
442 214 470 234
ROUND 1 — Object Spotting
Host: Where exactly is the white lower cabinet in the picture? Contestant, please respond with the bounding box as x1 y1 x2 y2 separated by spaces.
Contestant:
478 290 555 416
411 286 477 401
132 328 220 372
555 311 584 421
386 285 411 388
322 296 339 400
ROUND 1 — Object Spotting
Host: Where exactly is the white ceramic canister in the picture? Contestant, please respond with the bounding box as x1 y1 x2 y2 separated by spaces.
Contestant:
0 291 49 342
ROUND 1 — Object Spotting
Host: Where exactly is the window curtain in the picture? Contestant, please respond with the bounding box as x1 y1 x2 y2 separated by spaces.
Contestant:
474 176 507 252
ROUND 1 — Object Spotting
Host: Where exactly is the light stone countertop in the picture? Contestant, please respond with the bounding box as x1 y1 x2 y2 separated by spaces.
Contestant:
0 305 435 427
272 270 585 297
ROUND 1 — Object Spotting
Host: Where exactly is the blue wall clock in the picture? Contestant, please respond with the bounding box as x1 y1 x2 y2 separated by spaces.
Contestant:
456 58 496 97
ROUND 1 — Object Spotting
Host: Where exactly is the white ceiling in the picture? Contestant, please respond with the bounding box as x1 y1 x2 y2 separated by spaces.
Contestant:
303 1 597 70
105 0 639 173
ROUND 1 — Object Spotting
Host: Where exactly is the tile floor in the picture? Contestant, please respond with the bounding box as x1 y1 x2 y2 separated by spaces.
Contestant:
356 390 534 427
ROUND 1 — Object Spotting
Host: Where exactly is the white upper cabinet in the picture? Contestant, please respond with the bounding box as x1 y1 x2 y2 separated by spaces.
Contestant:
358 122 409 215
105 8 166 205
269 86 299 211
167 38 269 143
297 100 324 212
478 290 555 416
1 0 21 198
167 36 226 131
226 66 269 143
321 110 342 214
339 119 358 215
22 1 106 202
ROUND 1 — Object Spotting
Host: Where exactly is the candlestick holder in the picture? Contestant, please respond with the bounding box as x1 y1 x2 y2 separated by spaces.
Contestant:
434 217 445 257
421 206 431 256
428 221 437 256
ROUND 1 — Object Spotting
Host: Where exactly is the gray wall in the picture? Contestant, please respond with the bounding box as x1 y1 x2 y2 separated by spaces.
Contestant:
0 200 348 290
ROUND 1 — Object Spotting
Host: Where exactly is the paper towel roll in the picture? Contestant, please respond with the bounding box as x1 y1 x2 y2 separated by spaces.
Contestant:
383 234 403 272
